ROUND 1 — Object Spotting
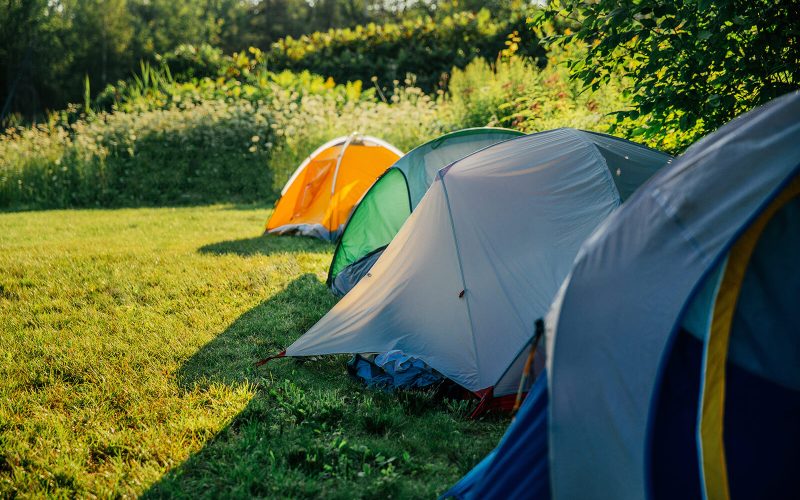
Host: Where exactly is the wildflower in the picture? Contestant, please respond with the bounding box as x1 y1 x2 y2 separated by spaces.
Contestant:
251 135 260 142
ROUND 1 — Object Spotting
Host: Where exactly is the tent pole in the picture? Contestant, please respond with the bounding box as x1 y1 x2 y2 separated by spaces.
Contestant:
329 132 358 231
511 319 544 419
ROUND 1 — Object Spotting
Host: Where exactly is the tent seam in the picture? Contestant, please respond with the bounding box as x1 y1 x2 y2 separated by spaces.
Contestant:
330 133 355 197
279 136 348 195
438 170 482 390
571 128 623 206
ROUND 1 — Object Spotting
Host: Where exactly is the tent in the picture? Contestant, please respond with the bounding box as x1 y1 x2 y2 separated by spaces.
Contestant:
276 128 670 408
446 92 800 499
327 128 524 296
265 134 402 241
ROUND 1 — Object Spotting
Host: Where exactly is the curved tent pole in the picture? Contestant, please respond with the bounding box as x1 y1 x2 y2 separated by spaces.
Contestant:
330 132 358 196
329 132 358 232
279 134 402 197
327 132 404 233
279 136 350 196
360 135 404 158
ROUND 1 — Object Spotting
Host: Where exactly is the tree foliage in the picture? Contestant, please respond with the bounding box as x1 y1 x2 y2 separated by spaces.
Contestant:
269 10 548 93
0 0 530 122
536 0 800 150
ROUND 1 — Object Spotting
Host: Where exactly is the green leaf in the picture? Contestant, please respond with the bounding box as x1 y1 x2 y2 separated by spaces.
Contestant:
698 0 714 11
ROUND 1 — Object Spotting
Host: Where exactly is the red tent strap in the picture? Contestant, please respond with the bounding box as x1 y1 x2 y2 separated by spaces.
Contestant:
470 387 494 419
255 350 286 367
469 387 527 419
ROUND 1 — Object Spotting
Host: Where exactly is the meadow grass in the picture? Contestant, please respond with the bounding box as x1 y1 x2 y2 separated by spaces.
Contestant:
0 205 506 498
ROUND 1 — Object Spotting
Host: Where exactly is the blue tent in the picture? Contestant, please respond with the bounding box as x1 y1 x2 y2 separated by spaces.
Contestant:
446 91 800 499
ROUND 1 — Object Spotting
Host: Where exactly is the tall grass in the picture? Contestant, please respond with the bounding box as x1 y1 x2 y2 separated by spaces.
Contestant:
443 43 629 133
267 82 445 191
0 101 275 209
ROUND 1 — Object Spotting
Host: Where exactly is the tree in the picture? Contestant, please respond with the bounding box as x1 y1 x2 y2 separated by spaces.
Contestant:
127 0 220 56
0 0 75 121
67 0 134 93
536 0 800 151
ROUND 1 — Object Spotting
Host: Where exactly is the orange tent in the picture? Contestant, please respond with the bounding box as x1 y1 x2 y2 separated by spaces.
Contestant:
266 135 403 241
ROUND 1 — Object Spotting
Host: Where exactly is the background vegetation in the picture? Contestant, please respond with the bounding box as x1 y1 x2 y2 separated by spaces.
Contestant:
1 0 799 496
536 0 800 150
1 37 628 210
1 0 533 120
268 10 551 93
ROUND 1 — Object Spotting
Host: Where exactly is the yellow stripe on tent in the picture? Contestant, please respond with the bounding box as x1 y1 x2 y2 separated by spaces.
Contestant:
698 176 800 500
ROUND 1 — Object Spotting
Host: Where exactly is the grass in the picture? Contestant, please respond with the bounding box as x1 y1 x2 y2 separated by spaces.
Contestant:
0 205 506 498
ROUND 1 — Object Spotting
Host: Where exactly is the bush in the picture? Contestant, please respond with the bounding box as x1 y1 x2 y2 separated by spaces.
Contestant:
442 43 628 134
0 61 447 209
267 80 445 193
267 10 549 94
0 101 275 209
1 37 637 211
155 44 228 81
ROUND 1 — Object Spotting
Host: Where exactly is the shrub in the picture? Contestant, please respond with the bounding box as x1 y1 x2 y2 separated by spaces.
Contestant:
442 42 630 135
155 44 228 81
0 101 276 209
267 10 549 94
1 36 637 210
0 64 446 209
267 80 445 193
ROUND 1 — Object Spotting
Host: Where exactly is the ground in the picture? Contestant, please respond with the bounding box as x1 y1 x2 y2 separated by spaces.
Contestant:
0 205 506 498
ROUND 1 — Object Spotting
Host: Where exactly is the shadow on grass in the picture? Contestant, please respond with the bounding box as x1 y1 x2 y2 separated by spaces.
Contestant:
177 274 334 390
198 234 331 257
144 275 494 498
144 274 340 498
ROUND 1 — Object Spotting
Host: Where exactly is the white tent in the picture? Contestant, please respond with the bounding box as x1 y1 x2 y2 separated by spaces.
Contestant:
283 128 671 401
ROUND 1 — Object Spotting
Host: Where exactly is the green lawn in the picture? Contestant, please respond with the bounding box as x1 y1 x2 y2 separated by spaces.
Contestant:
0 205 505 498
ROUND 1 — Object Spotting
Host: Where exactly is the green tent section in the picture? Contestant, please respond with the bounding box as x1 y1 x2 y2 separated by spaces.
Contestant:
327 127 524 296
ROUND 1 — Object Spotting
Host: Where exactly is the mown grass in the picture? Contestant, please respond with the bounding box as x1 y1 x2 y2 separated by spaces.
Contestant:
0 205 505 498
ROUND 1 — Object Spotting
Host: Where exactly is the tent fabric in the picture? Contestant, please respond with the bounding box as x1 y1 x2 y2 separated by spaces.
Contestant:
540 91 800 500
696 189 800 499
330 249 383 299
328 167 412 295
265 135 402 241
327 128 524 296
725 196 800 391
284 128 670 397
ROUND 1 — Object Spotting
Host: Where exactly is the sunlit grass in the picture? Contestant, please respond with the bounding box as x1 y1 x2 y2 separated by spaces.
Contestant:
0 205 504 497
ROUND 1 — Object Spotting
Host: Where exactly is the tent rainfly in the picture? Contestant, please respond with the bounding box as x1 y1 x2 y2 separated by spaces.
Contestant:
274 128 671 409
265 134 402 241
445 92 800 500
327 127 524 297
